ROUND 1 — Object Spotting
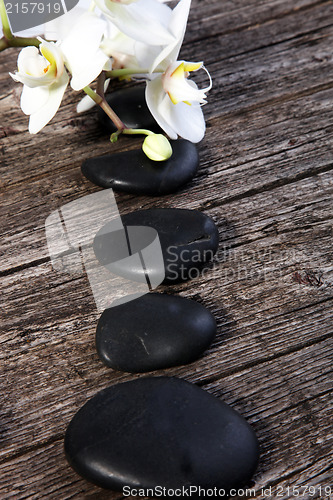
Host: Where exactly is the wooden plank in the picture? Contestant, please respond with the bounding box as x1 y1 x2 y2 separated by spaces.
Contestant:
1 200 332 461
0 343 332 497
2 164 333 357
1 0 333 497
1 2 333 192
188 0 330 42
1 85 333 274
1 121 333 463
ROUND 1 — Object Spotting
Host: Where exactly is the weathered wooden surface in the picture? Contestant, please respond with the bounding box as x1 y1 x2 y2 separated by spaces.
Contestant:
1 0 333 498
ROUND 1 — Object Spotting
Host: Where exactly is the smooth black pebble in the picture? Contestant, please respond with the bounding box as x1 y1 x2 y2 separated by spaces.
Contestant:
65 377 260 493
96 293 217 372
97 86 160 133
81 139 199 195
93 208 219 284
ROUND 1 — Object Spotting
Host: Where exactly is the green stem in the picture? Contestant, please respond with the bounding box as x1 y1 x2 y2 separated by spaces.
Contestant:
0 36 7 51
123 128 155 136
83 85 126 131
105 68 149 78
0 0 13 40
111 128 156 143
104 68 161 79
110 130 122 143
9 36 40 47
0 35 40 52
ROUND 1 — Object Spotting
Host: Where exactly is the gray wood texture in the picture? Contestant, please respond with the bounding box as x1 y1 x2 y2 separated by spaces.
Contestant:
1 0 333 498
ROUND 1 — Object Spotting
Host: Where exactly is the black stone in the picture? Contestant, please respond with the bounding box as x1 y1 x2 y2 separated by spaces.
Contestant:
93 208 219 284
96 293 217 373
97 86 160 134
65 377 260 494
81 139 199 195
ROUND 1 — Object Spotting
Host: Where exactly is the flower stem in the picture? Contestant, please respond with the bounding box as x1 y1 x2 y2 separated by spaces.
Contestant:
123 128 155 136
0 35 40 52
83 85 126 131
0 0 13 40
105 68 149 78
96 72 106 98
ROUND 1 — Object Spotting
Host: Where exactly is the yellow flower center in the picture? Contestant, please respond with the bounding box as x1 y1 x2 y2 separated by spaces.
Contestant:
163 61 204 106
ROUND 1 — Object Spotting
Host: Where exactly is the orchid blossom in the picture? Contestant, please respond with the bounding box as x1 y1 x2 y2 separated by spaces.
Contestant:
94 0 174 46
10 11 110 133
58 11 111 91
143 0 212 143
3 0 212 159
101 25 137 69
9 40 69 134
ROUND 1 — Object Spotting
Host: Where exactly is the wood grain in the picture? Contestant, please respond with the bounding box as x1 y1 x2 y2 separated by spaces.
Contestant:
1 0 333 498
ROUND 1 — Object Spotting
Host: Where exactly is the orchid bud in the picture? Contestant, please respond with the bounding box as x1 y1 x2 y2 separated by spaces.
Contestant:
142 134 173 162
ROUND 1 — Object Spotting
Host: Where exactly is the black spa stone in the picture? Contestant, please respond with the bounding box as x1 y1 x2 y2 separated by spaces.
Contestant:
93 208 219 284
81 139 199 195
97 86 160 134
96 293 217 373
64 377 260 494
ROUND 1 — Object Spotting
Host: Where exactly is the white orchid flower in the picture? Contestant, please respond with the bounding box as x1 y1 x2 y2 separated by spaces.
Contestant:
77 18 143 114
136 0 191 73
100 24 138 69
94 0 174 46
144 0 212 143
45 9 112 112
10 40 69 134
59 11 111 91
44 6 87 41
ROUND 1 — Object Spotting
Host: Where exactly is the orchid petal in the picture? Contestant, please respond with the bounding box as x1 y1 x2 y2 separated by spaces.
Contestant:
60 12 109 90
149 0 191 73
76 94 96 113
146 76 205 142
159 95 205 142
39 38 64 76
44 6 87 40
70 50 110 91
162 61 209 104
146 78 178 139
135 42 159 72
20 84 50 115
17 46 46 75
96 0 174 46
10 41 64 88
28 71 69 134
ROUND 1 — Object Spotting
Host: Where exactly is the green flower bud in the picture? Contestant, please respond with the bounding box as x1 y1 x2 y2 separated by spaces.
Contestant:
142 134 173 161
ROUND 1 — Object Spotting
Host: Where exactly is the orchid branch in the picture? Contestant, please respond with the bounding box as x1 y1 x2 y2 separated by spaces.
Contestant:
0 0 13 40
96 72 106 99
111 128 153 143
83 85 126 132
105 68 163 79
105 68 149 78
123 128 155 136
0 0 40 53
0 35 40 52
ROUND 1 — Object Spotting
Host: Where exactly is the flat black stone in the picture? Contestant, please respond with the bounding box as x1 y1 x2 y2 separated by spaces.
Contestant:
81 139 199 195
93 208 219 284
97 86 160 134
96 293 217 372
65 377 260 494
